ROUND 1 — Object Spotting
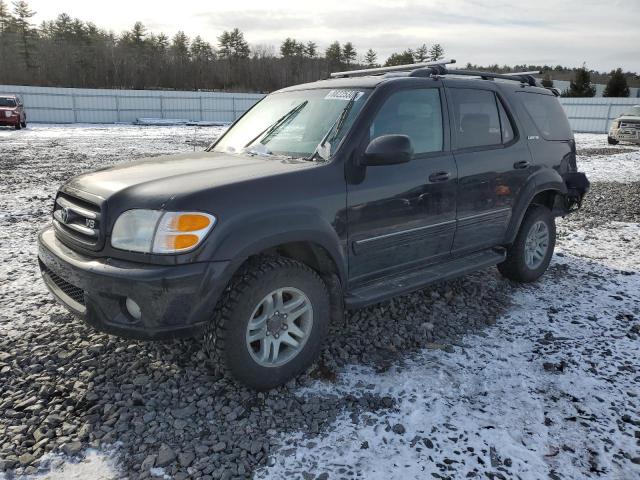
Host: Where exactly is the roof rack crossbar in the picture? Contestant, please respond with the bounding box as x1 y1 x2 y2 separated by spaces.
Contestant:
447 69 540 86
330 59 457 78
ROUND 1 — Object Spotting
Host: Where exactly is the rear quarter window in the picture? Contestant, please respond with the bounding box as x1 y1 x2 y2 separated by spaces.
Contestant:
518 92 572 141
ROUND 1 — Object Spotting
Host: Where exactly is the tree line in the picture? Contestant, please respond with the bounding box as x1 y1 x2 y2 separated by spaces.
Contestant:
0 0 448 92
0 0 636 96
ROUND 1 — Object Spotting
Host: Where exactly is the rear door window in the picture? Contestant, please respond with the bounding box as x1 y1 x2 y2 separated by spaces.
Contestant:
518 92 572 140
370 88 444 154
449 88 502 149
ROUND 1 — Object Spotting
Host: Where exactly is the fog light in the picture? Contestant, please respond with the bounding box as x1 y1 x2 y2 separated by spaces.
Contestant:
125 297 142 320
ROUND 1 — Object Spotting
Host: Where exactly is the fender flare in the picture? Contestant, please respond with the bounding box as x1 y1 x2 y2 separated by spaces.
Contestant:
207 209 348 285
504 169 568 244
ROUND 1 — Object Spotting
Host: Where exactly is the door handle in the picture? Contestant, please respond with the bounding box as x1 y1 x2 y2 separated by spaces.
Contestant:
428 171 450 183
513 160 530 169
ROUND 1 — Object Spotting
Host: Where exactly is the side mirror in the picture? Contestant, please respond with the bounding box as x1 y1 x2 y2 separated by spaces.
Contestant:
361 134 413 166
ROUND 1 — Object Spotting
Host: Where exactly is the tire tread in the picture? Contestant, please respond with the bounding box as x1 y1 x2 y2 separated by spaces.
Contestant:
204 255 328 383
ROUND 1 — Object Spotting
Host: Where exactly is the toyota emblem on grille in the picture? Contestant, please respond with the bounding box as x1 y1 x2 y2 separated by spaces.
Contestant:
60 207 70 224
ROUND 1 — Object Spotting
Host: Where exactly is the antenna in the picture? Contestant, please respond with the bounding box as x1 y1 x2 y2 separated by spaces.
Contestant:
330 59 456 78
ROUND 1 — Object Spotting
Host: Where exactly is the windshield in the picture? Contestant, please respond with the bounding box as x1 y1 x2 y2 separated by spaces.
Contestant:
622 106 640 117
213 88 371 159
0 98 16 107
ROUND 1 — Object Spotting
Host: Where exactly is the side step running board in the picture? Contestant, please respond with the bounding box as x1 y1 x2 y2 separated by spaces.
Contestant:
344 249 506 309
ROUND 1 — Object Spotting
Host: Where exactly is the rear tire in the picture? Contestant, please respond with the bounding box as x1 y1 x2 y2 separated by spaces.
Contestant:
607 136 619 145
203 256 330 390
498 205 556 283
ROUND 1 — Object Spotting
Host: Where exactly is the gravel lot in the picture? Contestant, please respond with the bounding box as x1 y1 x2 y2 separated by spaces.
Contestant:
1 125 639 479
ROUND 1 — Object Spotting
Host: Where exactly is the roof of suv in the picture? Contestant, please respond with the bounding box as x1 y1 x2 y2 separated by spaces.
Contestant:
277 73 553 96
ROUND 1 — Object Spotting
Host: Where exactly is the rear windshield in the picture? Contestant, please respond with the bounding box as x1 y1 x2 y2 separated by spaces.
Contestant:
0 97 16 107
518 92 572 141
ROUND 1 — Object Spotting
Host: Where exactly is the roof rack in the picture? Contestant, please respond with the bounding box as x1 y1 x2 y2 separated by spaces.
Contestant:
330 59 457 78
446 69 541 86
329 61 548 89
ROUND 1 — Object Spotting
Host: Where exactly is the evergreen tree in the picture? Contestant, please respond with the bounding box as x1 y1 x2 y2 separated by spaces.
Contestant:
218 27 250 59
429 43 444 61
415 43 429 62
325 41 341 67
562 64 596 97
171 31 190 59
280 37 298 57
190 35 214 61
0 0 11 34
12 0 36 67
385 50 414 66
603 68 630 97
304 41 317 58
364 48 377 68
130 21 146 45
341 42 356 66
153 33 169 52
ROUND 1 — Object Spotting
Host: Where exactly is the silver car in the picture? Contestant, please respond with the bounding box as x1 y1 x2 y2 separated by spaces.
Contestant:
608 105 640 145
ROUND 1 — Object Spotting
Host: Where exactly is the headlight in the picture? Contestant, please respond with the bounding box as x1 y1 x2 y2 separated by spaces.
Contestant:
111 210 216 254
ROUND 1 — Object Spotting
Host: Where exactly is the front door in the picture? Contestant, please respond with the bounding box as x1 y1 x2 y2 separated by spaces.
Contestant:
346 85 458 285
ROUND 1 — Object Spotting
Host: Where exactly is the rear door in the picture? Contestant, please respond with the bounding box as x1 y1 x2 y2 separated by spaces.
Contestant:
346 84 458 284
446 85 532 254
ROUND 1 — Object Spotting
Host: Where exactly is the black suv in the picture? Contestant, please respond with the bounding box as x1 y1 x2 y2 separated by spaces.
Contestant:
38 62 589 390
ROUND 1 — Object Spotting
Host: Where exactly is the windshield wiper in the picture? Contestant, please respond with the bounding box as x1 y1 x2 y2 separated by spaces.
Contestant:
307 92 358 161
243 100 308 151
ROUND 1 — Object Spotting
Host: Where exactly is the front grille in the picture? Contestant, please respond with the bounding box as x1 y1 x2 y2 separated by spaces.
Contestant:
39 260 85 306
52 192 102 250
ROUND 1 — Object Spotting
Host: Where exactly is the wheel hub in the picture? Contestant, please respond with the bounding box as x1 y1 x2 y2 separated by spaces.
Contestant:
266 312 286 335
524 220 550 270
245 287 313 367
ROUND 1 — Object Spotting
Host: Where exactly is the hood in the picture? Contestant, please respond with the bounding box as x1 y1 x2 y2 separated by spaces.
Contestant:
616 115 640 122
63 151 316 207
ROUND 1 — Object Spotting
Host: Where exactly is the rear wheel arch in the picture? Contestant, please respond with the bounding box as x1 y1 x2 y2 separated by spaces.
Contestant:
505 179 566 245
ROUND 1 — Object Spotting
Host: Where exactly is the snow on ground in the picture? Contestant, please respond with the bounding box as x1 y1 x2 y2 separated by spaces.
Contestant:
256 221 640 479
22 449 120 480
575 133 640 183
1 126 639 479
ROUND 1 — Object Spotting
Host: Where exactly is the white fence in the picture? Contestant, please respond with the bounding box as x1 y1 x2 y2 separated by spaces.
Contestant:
2 84 638 134
559 97 639 134
0 84 265 124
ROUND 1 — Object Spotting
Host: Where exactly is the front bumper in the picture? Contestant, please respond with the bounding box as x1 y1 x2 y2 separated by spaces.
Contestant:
609 127 640 144
38 225 230 340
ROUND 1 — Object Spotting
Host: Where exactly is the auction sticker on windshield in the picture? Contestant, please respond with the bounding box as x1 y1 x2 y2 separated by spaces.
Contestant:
324 90 365 101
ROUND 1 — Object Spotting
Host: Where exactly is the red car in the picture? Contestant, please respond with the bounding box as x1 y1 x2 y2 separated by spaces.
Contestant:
0 94 27 130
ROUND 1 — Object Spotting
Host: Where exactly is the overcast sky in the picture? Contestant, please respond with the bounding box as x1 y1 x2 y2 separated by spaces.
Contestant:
27 0 640 72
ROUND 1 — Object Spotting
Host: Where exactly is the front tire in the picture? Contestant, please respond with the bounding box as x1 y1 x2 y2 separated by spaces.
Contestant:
498 205 556 283
608 136 619 145
204 256 330 390
14 122 21 130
